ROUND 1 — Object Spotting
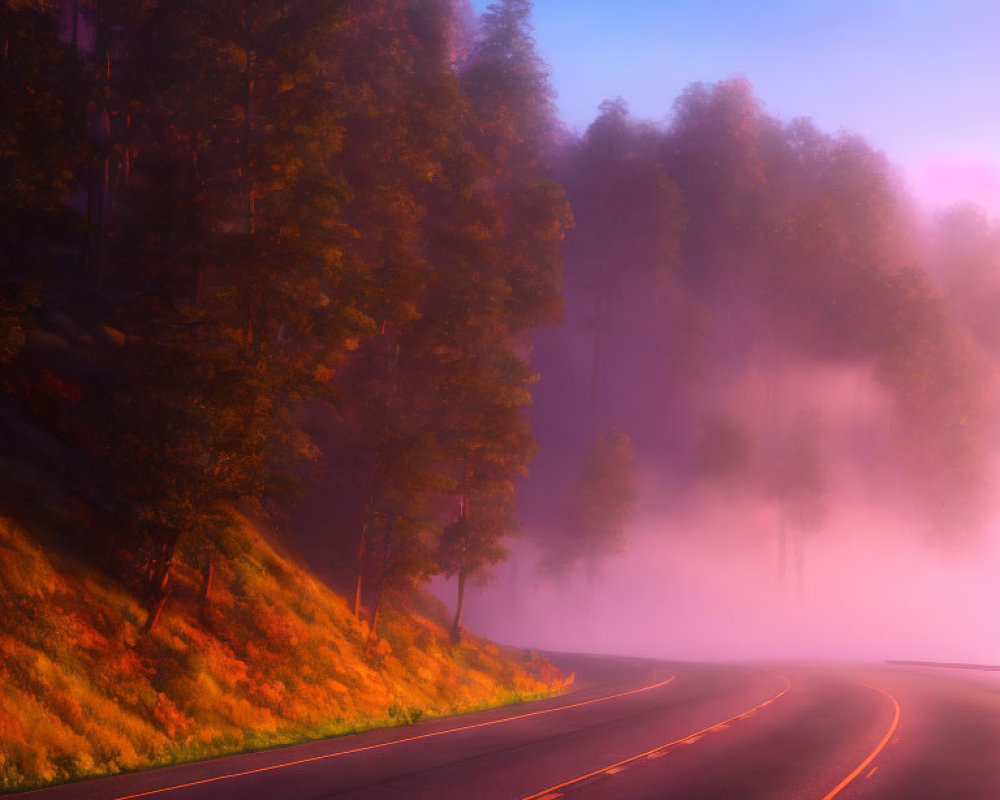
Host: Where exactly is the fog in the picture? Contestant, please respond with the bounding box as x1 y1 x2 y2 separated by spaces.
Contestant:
446 499 1000 663
472 304 987 658
441 363 1000 664
428 83 1000 661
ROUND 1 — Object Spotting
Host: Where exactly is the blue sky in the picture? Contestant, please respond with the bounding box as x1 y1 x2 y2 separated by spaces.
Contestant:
470 0 1000 214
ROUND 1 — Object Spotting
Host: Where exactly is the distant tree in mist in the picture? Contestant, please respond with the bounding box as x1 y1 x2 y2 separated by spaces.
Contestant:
930 204 1000 360
771 418 828 596
665 77 768 304
560 98 684 427
541 428 635 581
695 414 752 482
529 73 994 575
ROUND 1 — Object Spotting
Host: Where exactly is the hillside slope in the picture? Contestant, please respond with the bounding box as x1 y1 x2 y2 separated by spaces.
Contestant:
0 517 567 792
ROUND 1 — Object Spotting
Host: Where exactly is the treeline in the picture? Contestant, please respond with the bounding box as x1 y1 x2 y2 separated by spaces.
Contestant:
529 82 994 576
0 0 567 639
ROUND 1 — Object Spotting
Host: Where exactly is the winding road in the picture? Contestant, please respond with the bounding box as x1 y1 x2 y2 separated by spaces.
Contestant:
18 654 1000 799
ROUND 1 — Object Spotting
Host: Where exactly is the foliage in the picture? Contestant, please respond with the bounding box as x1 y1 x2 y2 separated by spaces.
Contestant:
0 516 567 792
534 74 995 560
0 0 568 637
542 428 635 578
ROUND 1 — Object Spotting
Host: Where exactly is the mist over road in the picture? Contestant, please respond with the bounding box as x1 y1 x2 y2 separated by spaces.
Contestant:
18 654 1000 800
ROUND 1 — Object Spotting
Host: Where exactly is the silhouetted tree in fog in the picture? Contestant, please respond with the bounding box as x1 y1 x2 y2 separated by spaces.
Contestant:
542 428 635 582
771 416 828 596
562 99 683 428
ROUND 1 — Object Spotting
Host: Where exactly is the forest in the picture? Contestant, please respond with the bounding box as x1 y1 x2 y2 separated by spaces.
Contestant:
3 0 998 663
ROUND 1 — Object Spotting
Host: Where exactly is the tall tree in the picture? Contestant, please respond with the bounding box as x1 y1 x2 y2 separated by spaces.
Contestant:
771 417 828 597
331 0 463 621
561 98 683 428
559 428 635 581
424 0 569 637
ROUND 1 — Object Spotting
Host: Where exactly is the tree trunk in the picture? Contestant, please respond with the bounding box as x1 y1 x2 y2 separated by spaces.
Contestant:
369 522 394 635
583 556 596 627
356 333 398 620
353 520 367 618
777 501 787 586
588 296 603 434
450 570 466 642
141 590 170 636
200 559 214 603
92 0 110 282
370 582 384 637
141 582 171 636
369 559 387 636
794 531 805 601
241 14 256 236
141 529 180 634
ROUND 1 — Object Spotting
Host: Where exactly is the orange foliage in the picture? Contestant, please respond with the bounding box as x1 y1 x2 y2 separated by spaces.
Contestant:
0 516 566 792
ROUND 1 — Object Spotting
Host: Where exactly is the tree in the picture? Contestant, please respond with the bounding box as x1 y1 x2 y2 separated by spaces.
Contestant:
542 428 635 581
72 0 367 630
438 495 510 642
460 0 569 335
330 0 464 622
930 204 1000 359
562 99 684 429
430 327 537 641
419 0 567 639
665 77 767 301
695 413 752 482
771 416 828 597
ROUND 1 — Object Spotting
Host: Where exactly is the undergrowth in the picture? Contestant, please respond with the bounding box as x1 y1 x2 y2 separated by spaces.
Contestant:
0 517 569 792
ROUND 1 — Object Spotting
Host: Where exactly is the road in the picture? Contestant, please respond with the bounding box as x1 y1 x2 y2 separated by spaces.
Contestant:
16 654 1000 800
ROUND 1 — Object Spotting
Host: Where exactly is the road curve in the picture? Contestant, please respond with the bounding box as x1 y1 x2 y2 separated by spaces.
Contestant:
14 655 1000 799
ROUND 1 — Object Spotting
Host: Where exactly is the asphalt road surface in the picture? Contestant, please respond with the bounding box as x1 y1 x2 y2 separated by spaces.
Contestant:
17 654 1000 800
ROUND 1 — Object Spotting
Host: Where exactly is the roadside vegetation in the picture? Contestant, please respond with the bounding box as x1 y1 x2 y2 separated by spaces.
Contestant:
0 516 567 792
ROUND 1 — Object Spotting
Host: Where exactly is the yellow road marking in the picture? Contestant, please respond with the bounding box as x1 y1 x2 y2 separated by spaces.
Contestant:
820 684 901 800
109 675 676 800
518 675 792 800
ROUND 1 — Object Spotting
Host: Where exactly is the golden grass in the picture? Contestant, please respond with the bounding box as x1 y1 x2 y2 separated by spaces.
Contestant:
0 517 569 792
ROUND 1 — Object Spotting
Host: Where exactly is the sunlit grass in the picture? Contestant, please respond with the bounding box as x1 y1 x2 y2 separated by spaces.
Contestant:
0 517 568 793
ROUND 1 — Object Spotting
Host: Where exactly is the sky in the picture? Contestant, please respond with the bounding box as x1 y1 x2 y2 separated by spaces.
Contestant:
470 0 1000 216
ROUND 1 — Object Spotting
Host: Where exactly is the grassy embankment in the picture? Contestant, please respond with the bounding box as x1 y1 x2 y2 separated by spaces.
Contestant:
0 517 568 792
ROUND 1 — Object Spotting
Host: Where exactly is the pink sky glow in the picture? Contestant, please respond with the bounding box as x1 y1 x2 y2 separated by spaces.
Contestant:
905 155 1000 218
